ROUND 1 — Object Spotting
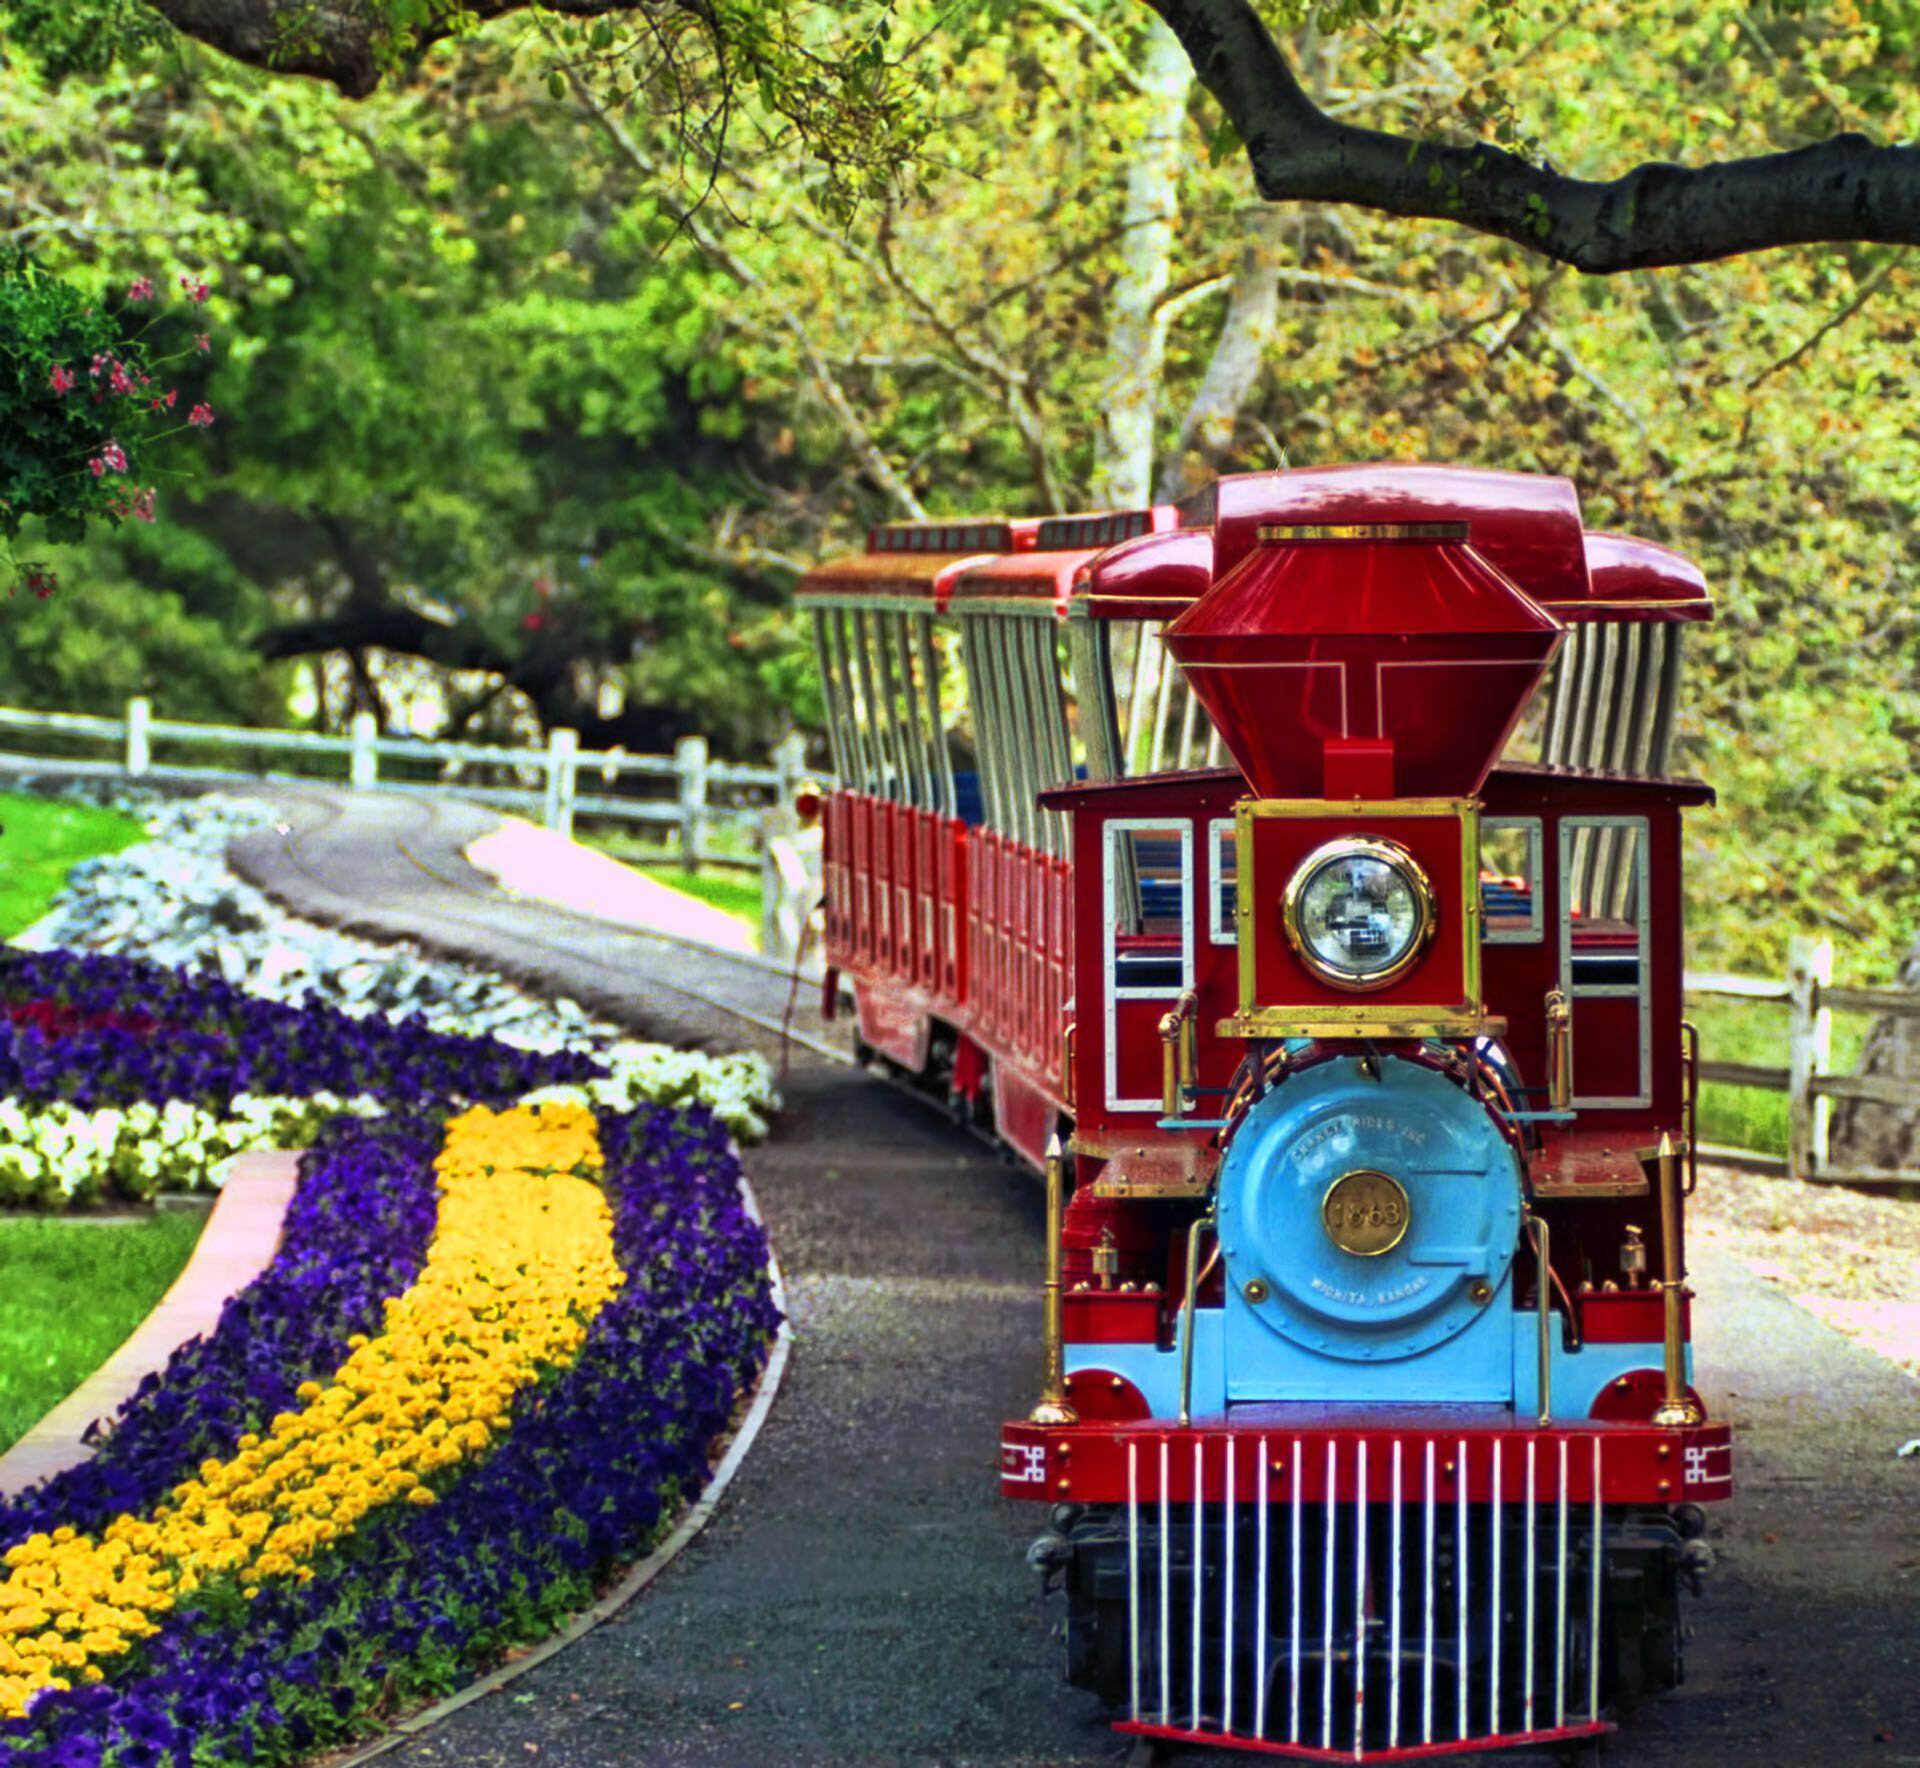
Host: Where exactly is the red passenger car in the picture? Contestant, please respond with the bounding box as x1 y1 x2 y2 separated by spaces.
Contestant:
796 466 1724 1762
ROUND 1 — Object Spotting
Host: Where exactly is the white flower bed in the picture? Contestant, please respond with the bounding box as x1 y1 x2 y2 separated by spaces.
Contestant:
0 1092 384 1210
528 1045 776 1143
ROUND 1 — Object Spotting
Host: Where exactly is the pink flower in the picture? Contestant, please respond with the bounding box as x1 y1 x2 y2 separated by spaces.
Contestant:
89 352 110 380
102 441 129 473
134 487 157 523
108 362 135 396
164 389 178 409
48 365 75 395
188 402 214 428
179 275 210 303
127 277 155 302
89 456 107 478
24 569 57 600
194 333 210 353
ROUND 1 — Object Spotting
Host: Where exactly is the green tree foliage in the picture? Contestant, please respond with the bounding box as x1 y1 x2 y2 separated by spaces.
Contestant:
1 0 1914 985
0 20 819 749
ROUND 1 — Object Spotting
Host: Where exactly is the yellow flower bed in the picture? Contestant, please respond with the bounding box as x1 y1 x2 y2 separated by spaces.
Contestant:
0 1101 620 1719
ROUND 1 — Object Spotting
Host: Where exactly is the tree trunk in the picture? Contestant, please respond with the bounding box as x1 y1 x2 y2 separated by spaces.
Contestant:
1155 204 1287 502
1827 933 1920 1174
1088 15 1194 510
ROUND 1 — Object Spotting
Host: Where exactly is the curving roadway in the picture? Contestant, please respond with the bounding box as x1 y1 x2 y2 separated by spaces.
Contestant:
228 789 1918 1768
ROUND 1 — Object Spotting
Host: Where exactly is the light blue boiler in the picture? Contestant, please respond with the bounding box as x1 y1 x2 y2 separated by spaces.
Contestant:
1216 1053 1523 1405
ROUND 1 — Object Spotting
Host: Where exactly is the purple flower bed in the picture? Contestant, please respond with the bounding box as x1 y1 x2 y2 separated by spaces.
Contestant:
0 949 602 1111
0 948 780 1764
0 1107 778 1767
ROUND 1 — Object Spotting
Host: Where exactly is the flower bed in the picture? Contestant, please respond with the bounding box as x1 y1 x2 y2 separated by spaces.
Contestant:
0 949 605 1121
0 949 778 1211
0 944 782 1761
0 1102 777 1763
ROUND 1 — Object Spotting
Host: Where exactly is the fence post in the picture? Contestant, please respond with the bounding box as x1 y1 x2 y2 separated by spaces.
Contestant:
349 712 377 790
772 731 808 814
1787 934 1835 1180
675 734 709 873
125 697 151 778
543 728 579 838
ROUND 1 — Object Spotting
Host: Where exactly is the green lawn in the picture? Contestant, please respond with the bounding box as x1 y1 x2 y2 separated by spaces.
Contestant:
0 1209 208 1454
0 790 148 939
637 864 761 926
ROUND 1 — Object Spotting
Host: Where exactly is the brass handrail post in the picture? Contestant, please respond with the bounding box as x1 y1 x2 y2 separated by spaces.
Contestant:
1158 989 1197 1119
1545 988 1572 1113
1652 1131 1702 1427
1176 1211 1213 1428
1527 1211 1553 1427
1029 1134 1077 1426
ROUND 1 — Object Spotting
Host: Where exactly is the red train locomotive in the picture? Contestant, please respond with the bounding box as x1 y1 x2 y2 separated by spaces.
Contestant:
796 465 1727 1762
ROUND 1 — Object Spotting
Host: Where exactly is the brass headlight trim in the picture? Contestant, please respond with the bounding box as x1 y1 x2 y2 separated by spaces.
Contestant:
1281 836 1438 992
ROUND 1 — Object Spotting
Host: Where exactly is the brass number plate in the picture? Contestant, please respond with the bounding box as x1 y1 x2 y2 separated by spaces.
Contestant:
1321 1169 1411 1258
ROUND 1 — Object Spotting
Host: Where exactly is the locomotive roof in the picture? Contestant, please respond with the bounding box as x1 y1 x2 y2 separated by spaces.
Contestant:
1037 760 1716 812
793 464 1711 625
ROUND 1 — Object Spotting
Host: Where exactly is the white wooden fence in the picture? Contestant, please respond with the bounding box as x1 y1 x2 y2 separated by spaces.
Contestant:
1688 934 1920 1187
0 699 813 852
0 700 827 961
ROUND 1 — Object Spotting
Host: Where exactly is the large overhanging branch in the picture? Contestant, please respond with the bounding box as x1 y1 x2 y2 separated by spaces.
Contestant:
253 604 510 673
140 0 636 97
1145 0 1920 271
147 0 1920 269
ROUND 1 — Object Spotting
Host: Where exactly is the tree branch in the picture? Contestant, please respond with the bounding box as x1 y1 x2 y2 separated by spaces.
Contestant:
139 0 635 98
1158 207 1286 501
555 59 929 519
1746 252 1907 390
1145 0 1920 272
254 604 509 673
1032 0 1154 97
870 210 1067 513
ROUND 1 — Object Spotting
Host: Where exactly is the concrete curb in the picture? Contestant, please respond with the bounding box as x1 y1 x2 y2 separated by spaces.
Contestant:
324 1167 792 1767
0 1151 302 1498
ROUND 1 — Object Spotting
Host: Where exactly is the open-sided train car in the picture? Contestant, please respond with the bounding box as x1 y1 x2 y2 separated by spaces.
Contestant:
796 465 1725 1763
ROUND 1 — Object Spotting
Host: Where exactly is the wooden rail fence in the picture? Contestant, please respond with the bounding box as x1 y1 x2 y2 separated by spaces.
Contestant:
1688 935 1919 1187
0 699 813 862
0 700 830 961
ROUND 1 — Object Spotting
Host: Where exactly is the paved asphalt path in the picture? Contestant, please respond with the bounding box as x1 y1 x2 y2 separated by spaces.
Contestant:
226 790 1918 1768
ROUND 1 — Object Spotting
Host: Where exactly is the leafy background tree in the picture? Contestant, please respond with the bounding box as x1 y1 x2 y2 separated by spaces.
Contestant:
3 0 1919 1155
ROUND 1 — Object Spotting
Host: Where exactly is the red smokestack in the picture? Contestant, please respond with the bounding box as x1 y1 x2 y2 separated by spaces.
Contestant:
1163 526 1564 801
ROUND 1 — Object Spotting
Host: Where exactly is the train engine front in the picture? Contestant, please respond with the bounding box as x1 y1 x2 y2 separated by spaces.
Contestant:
1000 469 1729 1761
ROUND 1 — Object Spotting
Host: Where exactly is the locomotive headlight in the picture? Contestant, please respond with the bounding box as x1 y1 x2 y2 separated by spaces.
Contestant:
1282 837 1437 990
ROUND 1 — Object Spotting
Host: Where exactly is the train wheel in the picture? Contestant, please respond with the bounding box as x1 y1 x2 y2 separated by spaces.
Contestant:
1066 1593 1131 1710
1606 1551 1684 1715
